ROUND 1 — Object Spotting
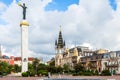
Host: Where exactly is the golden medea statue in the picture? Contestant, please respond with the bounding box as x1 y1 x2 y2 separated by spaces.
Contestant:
18 2 27 20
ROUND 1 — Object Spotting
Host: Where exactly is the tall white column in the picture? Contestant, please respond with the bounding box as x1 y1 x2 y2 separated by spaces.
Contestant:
20 20 29 72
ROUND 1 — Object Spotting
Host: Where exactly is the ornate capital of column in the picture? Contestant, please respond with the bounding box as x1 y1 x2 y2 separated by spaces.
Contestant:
20 20 29 27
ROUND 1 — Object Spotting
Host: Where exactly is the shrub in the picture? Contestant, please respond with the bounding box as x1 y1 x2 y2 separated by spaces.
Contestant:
42 71 48 76
94 70 99 75
101 70 111 76
29 71 35 77
26 71 30 76
22 72 29 77
113 70 116 75
72 73 79 76
83 72 92 76
37 70 48 76
0 71 2 75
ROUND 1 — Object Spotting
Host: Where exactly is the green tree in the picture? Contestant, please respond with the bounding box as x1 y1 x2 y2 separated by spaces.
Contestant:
74 62 84 73
37 63 48 76
56 66 63 73
63 64 71 73
37 63 47 70
14 64 21 73
32 58 40 74
0 61 10 75
8 65 14 73
49 60 55 66
47 66 57 73
28 63 34 72
32 58 40 68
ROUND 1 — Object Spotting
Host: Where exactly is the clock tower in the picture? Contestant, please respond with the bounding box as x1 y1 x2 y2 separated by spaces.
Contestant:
55 26 66 66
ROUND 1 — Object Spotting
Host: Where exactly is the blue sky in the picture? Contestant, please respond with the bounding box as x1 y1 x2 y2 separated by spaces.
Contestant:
109 0 117 10
45 0 79 11
0 0 13 5
0 0 117 11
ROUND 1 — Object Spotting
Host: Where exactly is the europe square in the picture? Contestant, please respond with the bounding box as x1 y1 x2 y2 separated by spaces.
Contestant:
0 0 120 80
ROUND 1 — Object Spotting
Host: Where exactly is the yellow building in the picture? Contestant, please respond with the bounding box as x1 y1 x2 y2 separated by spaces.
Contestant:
95 49 108 54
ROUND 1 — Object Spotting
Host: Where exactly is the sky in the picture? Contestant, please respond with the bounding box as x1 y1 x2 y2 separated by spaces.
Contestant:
0 0 119 62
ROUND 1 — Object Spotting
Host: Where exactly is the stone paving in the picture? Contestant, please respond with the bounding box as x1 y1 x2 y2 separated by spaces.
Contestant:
0 75 120 80
50 75 120 80
0 76 45 80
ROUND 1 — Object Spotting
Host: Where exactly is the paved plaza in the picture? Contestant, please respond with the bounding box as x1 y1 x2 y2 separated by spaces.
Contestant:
0 75 120 80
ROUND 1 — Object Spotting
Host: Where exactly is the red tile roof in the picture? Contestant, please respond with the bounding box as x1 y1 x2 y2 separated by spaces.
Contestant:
14 57 34 61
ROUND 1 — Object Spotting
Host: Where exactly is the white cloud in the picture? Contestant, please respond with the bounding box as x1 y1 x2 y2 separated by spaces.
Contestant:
0 0 120 61
81 43 93 49
0 2 7 14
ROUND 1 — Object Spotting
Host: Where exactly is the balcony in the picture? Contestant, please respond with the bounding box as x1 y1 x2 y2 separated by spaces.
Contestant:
106 64 119 67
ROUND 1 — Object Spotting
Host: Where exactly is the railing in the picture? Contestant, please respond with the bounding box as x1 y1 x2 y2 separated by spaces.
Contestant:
106 64 119 67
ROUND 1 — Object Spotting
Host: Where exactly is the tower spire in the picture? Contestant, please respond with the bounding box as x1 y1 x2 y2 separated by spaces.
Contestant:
55 40 58 47
60 25 62 32
57 26 64 48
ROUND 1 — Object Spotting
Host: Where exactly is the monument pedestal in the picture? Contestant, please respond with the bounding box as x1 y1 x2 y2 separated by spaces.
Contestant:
20 20 29 72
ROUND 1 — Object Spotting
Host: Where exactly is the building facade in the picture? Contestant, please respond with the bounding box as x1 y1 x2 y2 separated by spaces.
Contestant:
54 27 120 74
14 57 34 66
80 53 103 72
0 46 14 65
0 56 14 65
101 51 120 74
